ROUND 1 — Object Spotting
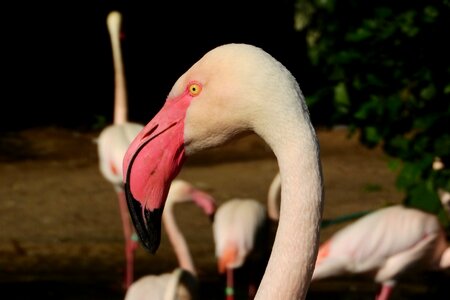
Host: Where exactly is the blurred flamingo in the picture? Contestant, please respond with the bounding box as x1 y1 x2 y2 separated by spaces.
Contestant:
312 205 450 300
267 172 281 222
96 10 144 289
124 179 216 300
213 198 268 300
122 43 324 300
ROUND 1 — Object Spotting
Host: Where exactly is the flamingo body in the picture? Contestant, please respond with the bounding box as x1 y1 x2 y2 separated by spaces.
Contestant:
124 268 197 300
123 43 323 300
213 198 268 299
213 198 267 272
313 205 450 299
98 123 144 189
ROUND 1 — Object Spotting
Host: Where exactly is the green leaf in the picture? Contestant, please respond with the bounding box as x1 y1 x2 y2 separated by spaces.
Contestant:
363 126 380 145
413 114 439 130
366 74 384 87
405 183 441 213
444 84 450 94
434 134 450 155
375 7 393 19
388 159 402 171
398 10 419 37
346 27 372 42
423 6 439 23
420 84 436 100
388 136 409 154
334 50 361 64
334 82 350 114
315 0 336 11
397 163 422 189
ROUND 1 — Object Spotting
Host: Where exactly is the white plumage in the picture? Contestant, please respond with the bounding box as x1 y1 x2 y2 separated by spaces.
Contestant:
312 205 450 300
213 198 267 271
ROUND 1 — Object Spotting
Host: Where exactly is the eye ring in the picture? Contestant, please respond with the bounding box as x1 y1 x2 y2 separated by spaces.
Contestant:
188 82 202 97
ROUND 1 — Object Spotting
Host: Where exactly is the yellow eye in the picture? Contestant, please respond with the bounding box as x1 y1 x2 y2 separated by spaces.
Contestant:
188 82 202 96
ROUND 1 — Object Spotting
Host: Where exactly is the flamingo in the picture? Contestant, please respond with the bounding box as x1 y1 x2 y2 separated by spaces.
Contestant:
265 172 282 265
124 179 216 300
122 43 324 299
97 10 144 289
212 198 268 300
312 205 450 300
211 172 285 300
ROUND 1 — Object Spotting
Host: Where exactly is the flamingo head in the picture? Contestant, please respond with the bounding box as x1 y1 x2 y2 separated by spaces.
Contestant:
167 179 217 220
123 43 298 253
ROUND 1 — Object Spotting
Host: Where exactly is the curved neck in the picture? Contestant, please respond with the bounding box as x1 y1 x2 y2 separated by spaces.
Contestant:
107 15 128 125
162 204 196 275
255 116 323 299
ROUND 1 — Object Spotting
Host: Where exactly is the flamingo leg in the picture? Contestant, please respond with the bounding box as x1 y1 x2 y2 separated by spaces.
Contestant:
226 267 234 300
375 283 394 300
374 232 439 283
118 190 138 289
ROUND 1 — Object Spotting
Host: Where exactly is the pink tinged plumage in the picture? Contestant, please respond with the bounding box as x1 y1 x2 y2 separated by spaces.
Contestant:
312 205 450 300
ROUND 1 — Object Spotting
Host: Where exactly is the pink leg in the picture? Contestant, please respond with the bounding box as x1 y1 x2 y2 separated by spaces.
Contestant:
375 283 394 300
117 191 138 289
226 268 234 300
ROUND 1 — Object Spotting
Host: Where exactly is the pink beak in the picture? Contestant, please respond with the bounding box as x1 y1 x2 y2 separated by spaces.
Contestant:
123 93 191 253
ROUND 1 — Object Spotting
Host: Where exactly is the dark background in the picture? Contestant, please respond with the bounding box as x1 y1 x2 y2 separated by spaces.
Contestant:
4 0 309 132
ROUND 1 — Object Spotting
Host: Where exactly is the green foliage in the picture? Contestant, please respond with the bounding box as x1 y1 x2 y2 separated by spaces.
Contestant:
299 0 450 226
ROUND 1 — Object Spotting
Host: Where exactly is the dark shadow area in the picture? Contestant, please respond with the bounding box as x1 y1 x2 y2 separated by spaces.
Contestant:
3 0 308 132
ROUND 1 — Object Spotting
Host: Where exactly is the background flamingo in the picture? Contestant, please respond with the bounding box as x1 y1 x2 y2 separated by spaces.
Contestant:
124 179 216 300
312 205 450 300
96 10 144 289
122 43 324 300
266 172 281 222
213 198 268 300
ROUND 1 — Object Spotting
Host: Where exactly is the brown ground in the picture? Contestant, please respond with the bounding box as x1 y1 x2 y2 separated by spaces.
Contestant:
1 126 448 299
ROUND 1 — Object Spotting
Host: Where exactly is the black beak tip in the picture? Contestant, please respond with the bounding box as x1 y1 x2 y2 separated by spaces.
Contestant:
141 209 163 254
124 182 163 254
